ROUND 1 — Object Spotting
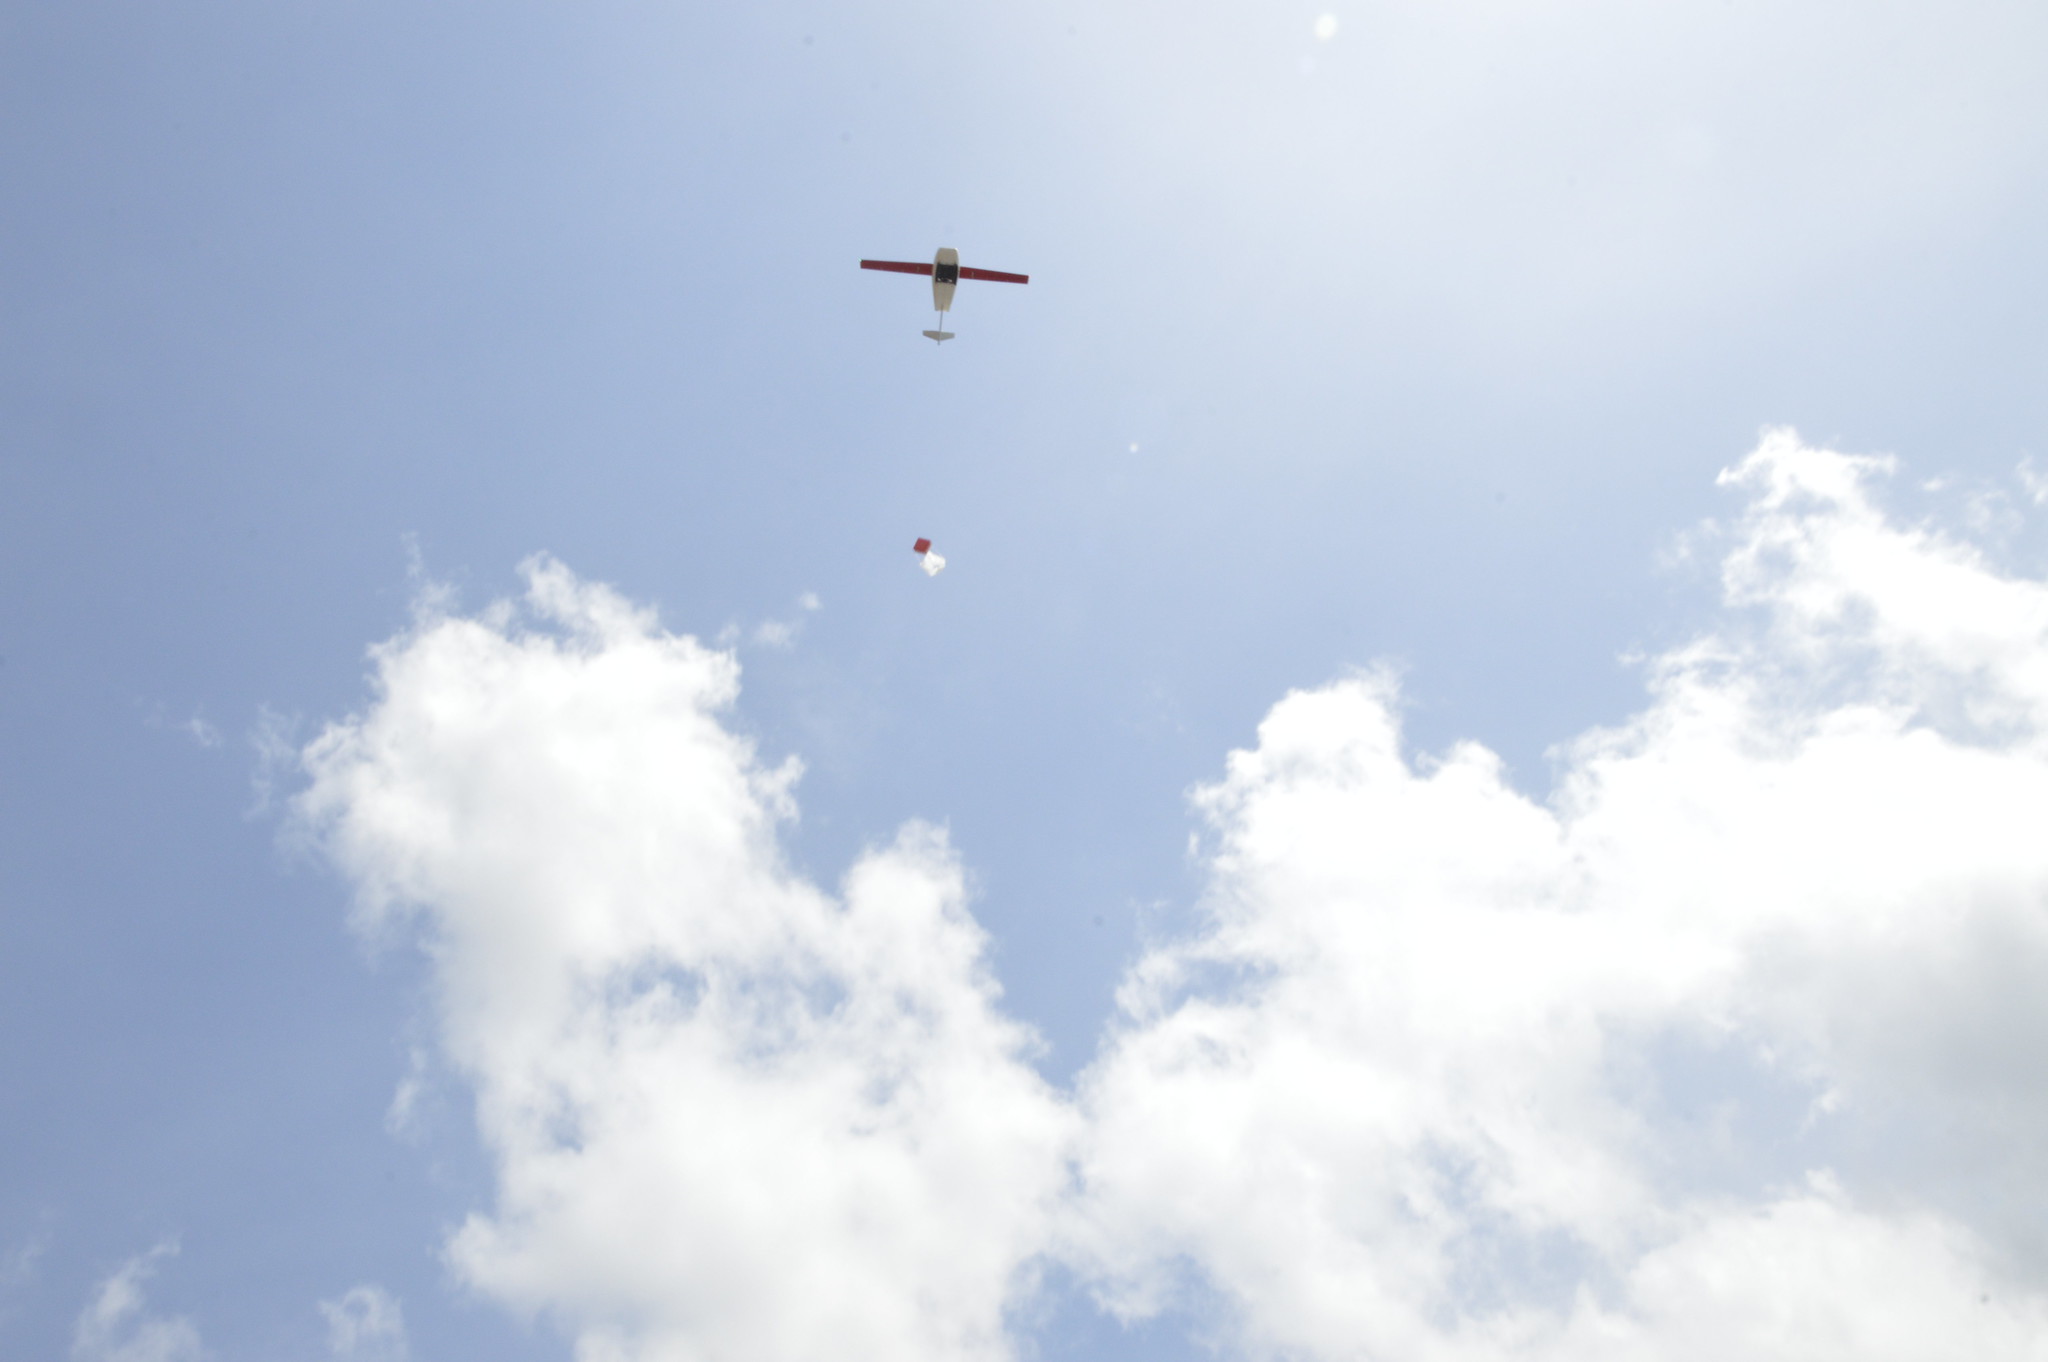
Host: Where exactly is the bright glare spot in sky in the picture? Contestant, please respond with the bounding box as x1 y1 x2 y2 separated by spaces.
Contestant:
1314 14 1340 42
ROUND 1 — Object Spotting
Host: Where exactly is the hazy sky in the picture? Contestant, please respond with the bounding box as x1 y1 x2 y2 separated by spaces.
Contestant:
6 2 2048 1360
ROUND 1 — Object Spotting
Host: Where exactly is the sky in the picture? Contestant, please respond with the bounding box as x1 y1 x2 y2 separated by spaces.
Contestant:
4 1 2048 1359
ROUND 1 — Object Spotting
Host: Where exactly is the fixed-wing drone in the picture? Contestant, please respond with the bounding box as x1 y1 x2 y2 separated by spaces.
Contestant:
860 248 1028 343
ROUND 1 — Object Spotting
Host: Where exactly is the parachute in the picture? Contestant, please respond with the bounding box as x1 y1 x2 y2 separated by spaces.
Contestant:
912 538 946 577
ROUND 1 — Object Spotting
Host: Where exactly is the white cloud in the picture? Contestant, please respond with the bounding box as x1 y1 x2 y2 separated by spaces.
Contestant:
1066 430 2048 1359
303 435 2048 1361
1550 1187 2048 1362
72 1242 204 1362
320 1285 406 1361
298 555 1073 1362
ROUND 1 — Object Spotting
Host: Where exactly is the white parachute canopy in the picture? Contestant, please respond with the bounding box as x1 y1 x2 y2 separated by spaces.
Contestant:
913 538 946 576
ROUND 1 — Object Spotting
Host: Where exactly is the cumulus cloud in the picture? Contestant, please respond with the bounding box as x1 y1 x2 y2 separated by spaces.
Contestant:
298 556 1072 1362
1067 430 2048 1359
303 433 2048 1360
320 1284 406 1360
72 1242 204 1362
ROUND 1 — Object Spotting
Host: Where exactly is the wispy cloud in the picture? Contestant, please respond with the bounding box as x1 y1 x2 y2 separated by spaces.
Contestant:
319 1285 406 1361
750 590 823 649
245 706 302 820
0 1231 48 1325
2019 457 2048 507
382 1045 433 1142
139 703 223 750
72 1242 203 1362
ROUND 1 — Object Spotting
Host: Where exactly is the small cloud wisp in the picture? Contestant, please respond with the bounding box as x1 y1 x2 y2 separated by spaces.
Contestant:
72 1242 203 1362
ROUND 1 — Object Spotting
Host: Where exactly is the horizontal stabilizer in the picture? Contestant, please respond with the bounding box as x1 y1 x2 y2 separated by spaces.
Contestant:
921 329 954 342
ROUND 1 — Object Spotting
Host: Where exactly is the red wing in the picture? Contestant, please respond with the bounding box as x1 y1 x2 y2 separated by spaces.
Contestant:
861 259 935 276
959 266 1029 284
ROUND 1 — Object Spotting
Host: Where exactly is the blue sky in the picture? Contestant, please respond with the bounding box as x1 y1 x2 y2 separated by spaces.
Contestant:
6 2 2048 1360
